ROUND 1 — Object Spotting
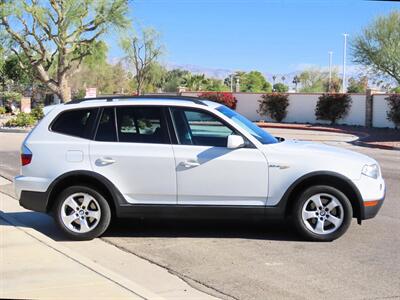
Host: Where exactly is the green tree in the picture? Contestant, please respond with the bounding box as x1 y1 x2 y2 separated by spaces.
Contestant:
0 45 5 91
240 71 272 92
347 76 368 93
183 74 209 91
162 69 190 92
1 0 129 102
391 86 400 93
299 69 341 93
299 69 326 92
3 53 36 89
69 42 134 97
142 63 167 93
352 11 400 85
204 78 229 91
273 82 289 92
121 28 164 95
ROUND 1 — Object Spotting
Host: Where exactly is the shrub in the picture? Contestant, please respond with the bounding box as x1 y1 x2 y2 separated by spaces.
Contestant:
258 93 289 122
273 83 289 93
1 91 22 103
391 86 400 93
5 112 36 127
0 106 6 115
386 94 400 129
31 105 44 120
315 93 352 125
198 92 237 109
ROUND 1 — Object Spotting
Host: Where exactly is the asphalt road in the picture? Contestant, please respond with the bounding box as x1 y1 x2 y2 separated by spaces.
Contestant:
0 131 399 300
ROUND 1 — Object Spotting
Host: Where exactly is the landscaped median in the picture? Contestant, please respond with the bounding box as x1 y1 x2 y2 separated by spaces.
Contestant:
0 105 43 133
256 122 400 150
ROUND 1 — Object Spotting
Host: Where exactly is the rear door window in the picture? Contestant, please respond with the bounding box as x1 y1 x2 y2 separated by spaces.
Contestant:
51 108 97 139
116 106 169 144
95 107 117 142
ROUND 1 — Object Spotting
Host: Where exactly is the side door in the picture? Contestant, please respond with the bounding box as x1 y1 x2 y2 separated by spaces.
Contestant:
89 106 176 204
170 107 269 206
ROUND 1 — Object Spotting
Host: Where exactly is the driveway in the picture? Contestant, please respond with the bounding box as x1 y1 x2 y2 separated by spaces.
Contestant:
0 130 399 300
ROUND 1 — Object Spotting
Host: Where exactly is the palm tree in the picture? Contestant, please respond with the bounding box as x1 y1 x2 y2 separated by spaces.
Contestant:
183 74 209 91
292 75 300 92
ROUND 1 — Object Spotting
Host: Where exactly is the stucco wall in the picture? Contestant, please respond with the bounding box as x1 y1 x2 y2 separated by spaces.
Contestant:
180 92 395 128
372 94 395 128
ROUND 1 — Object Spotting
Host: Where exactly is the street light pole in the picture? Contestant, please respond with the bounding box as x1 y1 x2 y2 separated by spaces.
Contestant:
342 33 348 93
328 51 333 92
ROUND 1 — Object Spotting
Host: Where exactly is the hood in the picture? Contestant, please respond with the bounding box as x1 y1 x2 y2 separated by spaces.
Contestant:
264 140 377 166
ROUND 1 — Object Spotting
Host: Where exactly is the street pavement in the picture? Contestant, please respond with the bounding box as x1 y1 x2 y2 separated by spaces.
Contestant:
0 130 399 300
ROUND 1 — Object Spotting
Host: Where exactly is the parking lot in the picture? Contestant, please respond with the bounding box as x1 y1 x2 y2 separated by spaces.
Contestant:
0 130 399 299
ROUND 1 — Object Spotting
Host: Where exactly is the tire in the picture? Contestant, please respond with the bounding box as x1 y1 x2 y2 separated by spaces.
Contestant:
54 185 111 240
292 185 352 242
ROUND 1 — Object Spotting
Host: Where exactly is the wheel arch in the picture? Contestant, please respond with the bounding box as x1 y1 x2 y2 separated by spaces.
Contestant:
45 170 125 216
282 171 364 222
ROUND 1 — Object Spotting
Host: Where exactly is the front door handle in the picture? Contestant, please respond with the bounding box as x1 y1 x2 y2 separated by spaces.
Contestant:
96 157 116 166
182 160 200 168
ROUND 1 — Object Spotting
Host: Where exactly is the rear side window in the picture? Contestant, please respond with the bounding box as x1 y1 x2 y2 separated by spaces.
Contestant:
95 107 117 142
51 108 96 139
116 106 169 144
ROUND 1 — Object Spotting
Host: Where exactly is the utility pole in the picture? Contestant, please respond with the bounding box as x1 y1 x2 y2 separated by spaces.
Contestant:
230 74 233 93
328 51 333 92
342 33 348 93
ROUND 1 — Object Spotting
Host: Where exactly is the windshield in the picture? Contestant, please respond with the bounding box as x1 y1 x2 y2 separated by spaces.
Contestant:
216 106 278 144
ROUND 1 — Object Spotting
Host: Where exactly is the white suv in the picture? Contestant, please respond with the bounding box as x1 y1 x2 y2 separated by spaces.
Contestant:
15 96 385 241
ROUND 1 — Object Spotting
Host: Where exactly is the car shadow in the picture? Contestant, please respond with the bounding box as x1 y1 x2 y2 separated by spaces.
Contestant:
0 211 304 242
104 217 303 242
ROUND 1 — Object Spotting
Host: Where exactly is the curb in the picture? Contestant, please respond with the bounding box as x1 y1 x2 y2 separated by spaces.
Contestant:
257 122 369 137
0 127 31 133
0 192 165 300
257 123 400 151
352 141 400 151
0 172 13 182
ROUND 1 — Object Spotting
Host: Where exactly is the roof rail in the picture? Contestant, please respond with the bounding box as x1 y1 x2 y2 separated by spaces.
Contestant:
65 95 207 106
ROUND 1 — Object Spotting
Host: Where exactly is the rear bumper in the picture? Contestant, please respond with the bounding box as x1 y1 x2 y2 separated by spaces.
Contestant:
19 190 48 212
14 175 51 213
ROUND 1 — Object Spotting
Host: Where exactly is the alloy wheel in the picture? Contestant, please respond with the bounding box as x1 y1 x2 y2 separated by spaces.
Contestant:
60 192 101 233
301 193 344 235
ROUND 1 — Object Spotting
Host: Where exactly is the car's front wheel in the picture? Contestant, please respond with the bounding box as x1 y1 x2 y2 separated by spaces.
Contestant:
54 186 111 240
293 185 353 241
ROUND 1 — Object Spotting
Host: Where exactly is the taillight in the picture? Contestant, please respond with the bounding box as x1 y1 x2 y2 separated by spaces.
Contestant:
21 144 32 166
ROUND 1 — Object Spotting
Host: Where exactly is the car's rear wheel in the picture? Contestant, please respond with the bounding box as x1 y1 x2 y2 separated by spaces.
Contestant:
293 185 352 241
54 186 111 240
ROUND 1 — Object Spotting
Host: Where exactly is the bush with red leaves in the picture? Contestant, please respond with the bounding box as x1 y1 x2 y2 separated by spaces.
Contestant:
198 92 238 109
386 94 400 129
315 93 352 125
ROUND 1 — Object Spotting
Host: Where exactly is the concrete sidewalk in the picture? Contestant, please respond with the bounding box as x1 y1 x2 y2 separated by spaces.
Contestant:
0 179 217 300
1 217 145 299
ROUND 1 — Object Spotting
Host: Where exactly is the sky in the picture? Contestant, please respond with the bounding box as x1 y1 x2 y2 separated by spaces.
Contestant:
107 0 400 75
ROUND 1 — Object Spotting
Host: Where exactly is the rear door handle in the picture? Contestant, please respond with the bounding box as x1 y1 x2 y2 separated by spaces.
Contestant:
182 160 200 168
96 157 116 165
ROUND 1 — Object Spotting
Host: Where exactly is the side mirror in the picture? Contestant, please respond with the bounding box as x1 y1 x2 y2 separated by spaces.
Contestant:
227 135 245 149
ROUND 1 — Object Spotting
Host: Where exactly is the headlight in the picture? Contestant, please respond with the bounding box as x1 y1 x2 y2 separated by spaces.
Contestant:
362 164 379 179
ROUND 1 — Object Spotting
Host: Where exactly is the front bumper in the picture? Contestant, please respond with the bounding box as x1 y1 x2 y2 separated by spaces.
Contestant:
353 174 386 221
362 197 385 220
361 188 386 220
